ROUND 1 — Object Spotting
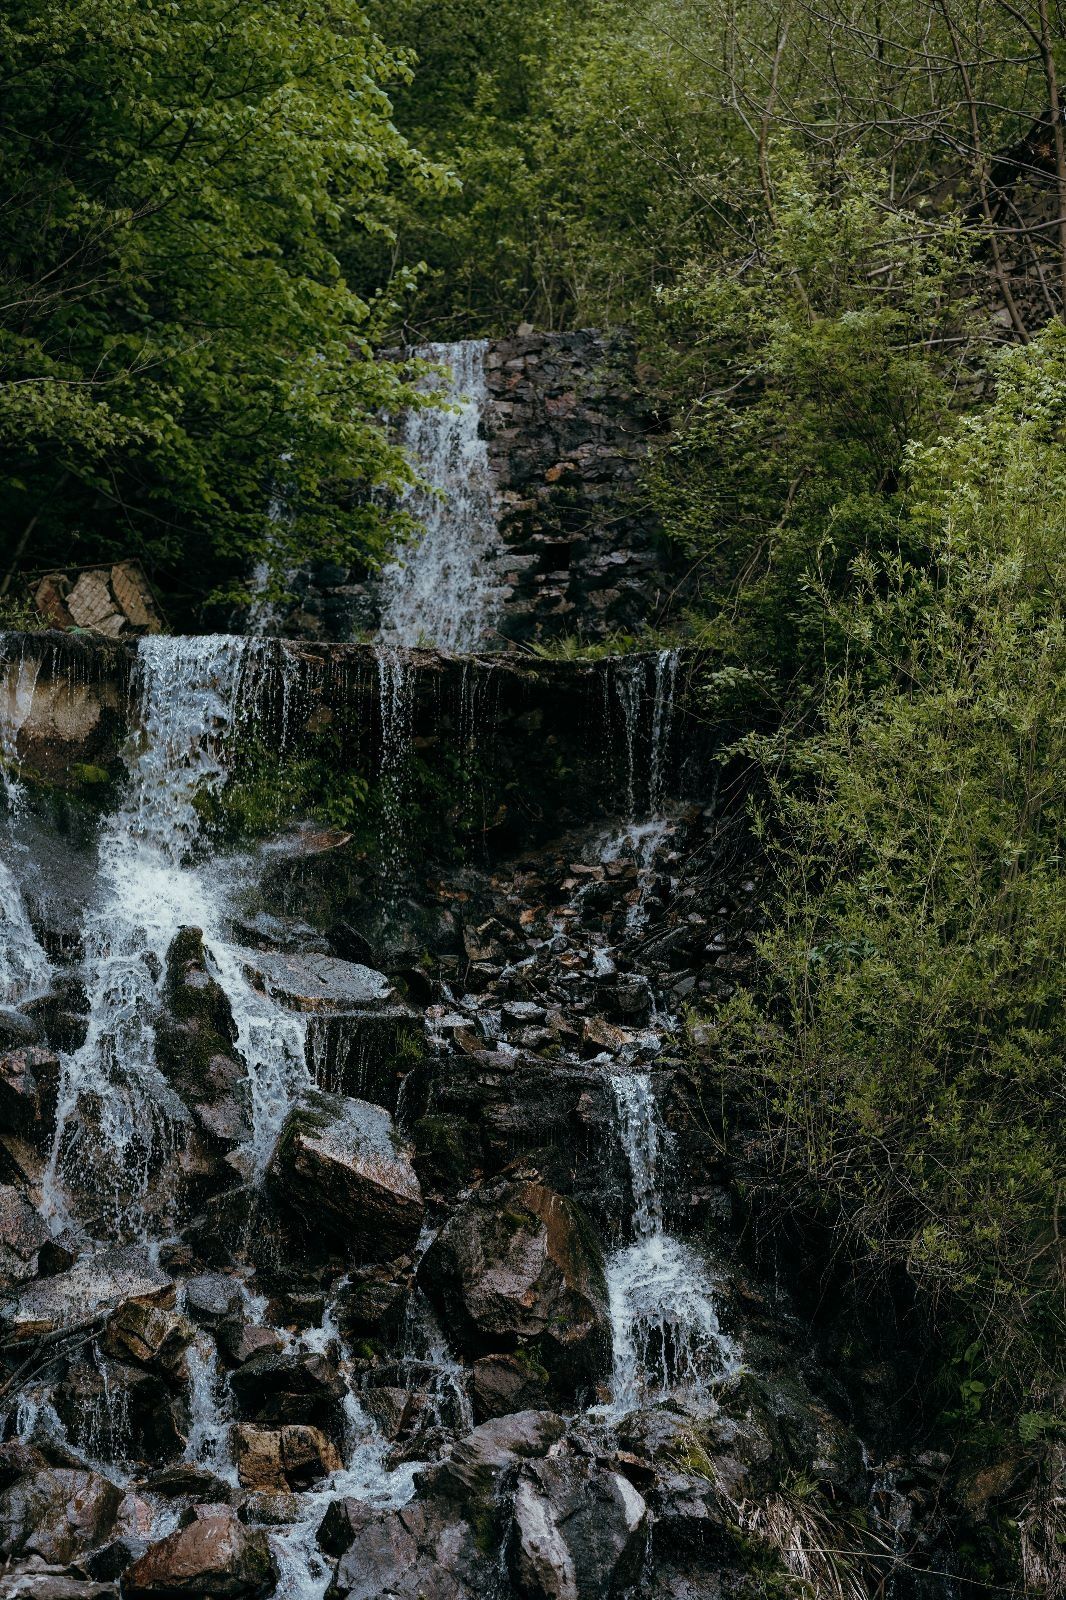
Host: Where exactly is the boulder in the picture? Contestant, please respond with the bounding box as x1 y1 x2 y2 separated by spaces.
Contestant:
508 1454 649 1600
418 1179 610 1400
241 951 394 1012
233 1423 340 1490
0 1466 122 1564
229 1348 346 1427
0 1045 60 1141
101 1298 193 1378
471 1353 552 1422
0 1182 51 1290
156 931 251 1157
52 1354 187 1468
428 1411 566 1515
123 1508 276 1597
1 1245 171 1343
267 1090 422 1256
183 1273 244 1330
0 1579 120 1599
324 1498 493 1600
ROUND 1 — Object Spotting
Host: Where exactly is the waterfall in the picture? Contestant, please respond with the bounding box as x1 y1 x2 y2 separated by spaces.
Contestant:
378 340 504 652
43 636 309 1237
374 645 414 882
604 1072 736 1417
0 642 53 1006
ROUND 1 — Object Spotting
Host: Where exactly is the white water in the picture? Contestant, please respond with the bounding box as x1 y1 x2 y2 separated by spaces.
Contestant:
0 643 52 1006
43 636 310 1236
378 340 504 652
603 1073 736 1416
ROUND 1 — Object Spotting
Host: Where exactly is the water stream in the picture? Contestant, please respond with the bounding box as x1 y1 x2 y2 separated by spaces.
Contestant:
378 340 505 651
604 1071 736 1416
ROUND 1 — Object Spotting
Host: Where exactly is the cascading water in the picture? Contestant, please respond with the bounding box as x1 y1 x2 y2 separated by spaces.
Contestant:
43 636 310 1236
602 648 681 930
378 340 504 652
603 1072 736 1416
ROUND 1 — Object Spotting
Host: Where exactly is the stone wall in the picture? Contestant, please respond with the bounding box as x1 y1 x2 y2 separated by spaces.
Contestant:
272 330 672 647
483 329 669 644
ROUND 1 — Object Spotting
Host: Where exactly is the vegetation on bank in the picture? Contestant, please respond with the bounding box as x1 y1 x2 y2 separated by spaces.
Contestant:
2 0 1063 1542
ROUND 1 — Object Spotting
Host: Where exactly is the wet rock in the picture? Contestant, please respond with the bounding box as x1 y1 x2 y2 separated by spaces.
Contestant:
324 1497 493 1600
0 1046 60 1141
53 1353 187 1468
216 1317 283 1366
101 1298 193 1378
332 1258 411 1343
418 1178 610 1400
0 1182 51 1289
22 980 89 1053
183 1272 245 1329
508 1453 650 1600
427 1411 566 1514
0 1008 42 1051
124 1507 276 1597
156 931 251 1161
228 1348 346 1427
471 1353 552 1422
145 1464 235 1504
241 951 394 1012
0 1245 171 1343
86 1534 151 1580
267 1089 423 1257
233 1423 340 1490
0 1466 122 1564
0 1578 120 1599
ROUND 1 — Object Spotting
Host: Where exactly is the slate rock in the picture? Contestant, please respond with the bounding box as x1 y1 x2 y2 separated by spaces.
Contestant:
508 1453 649 1600
123 1508 276 1597
418 1178 610 1399
267 1090 422 1256
0 1466 122 1564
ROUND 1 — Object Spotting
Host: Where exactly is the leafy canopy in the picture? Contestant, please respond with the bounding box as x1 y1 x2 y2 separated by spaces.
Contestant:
0 0 450 616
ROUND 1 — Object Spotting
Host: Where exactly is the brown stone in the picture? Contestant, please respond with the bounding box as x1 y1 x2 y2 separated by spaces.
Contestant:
123 1509 276 1597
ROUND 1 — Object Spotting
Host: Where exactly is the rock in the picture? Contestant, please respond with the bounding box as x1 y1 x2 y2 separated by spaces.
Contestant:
216 1317 283 1366
101 1298 193 1378
508 1454 649 1600
0 1579 120 1598
241 951 394 1012
0 1008 42 1051
428 1411 566 1514
471 1353 552 1422
156 932 251 1160
0 1182 51 1290
145 1464 234 1504
86 1534 151 1579
418 1179 610 1400
183 1273 245 1329
0 1466 122 1564
0 1245 171 1343
124 1508 276 1597
229 1349 346 1427
267 1090 423 1257
0 1046 60 1141
233 1424 340 1490
325 1498 493 1600
52 1354 187 1468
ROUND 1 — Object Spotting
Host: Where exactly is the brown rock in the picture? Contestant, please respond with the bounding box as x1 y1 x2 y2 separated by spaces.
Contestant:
123 1509 276 1597
0 1466 122 1564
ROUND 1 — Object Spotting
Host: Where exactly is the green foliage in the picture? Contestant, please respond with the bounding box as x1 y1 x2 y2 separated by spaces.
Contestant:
0 0 450 616
357 0 742 335
651 160 977 717
703 327 1066 1397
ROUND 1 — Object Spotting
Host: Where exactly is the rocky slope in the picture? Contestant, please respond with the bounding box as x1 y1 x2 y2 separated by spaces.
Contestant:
0 632 997 1600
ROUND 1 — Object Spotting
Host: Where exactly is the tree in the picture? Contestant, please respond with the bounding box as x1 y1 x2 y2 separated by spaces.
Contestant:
0 0 448 618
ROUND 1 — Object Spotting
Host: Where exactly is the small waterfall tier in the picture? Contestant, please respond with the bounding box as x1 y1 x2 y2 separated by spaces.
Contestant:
0 630 984 1600
378 340 506 652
